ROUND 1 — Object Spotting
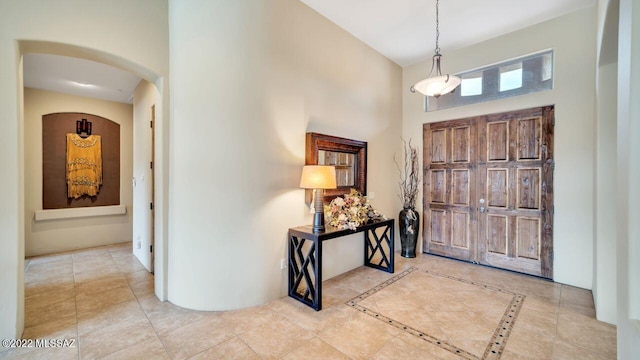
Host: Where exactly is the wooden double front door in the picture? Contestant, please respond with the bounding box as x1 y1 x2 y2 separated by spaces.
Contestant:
423 106 554 278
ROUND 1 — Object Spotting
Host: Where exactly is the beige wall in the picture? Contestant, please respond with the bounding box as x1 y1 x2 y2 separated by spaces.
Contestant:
23 88 134 256
167 0 402 310
403 7 597 289
616 0 640 356
0 0 168 340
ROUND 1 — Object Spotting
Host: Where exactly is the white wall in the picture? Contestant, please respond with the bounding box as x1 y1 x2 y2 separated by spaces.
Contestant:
132 80 157 271
168 0 402 310
593 0 619 326
594 62 618 325
23 88 133 256
616 0 640 356
403 7 597 289
0 0 168 341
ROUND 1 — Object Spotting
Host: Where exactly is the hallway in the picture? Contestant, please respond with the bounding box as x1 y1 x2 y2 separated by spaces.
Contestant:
1 243 616 359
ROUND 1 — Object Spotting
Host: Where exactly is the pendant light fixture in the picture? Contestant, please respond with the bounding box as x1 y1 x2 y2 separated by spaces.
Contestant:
410 0 461 98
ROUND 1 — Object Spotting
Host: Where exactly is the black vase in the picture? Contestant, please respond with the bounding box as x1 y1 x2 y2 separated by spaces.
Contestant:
399 208 419 258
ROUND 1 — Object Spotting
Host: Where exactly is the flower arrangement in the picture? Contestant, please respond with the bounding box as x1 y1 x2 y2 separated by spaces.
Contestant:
395 139 422 210
325 189 386 230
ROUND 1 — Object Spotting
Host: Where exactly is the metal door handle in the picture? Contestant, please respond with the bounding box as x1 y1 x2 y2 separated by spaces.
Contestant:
479 207 485 212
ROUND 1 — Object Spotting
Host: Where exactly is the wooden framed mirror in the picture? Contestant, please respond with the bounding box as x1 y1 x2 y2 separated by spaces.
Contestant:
305 132 367 202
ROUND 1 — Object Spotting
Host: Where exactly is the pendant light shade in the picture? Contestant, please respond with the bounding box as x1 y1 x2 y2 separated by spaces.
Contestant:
411 74 461 98
411 55 461 98
411 0 460 98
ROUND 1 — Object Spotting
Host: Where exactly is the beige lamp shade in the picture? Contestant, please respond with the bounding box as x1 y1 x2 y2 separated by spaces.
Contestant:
299 165 337 189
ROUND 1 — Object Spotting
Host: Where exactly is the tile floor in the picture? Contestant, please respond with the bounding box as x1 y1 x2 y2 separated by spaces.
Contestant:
0 242 616 359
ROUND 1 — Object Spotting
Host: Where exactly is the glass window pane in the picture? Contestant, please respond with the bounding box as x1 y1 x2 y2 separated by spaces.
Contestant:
500 63 522 91
541 53 553 81
461 75 482 96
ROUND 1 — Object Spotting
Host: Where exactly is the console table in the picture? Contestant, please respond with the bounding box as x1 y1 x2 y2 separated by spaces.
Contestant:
288 218 394 311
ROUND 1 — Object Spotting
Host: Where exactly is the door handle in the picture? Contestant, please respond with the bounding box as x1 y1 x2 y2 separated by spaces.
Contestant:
479 207 485 212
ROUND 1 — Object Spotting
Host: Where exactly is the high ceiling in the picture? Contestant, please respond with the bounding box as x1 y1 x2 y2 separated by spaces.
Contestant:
301 0 596 67
22 0 596 103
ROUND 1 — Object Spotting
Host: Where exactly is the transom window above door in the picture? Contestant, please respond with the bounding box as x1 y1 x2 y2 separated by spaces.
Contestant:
426 50 554 111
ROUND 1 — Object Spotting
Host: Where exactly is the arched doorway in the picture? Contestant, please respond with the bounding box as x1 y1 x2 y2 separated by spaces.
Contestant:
18 40 168 308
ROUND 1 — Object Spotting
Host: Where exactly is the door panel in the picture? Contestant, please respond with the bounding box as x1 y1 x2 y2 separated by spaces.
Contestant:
452 126 470 162
517 168 540 209
451 212 469 248
430 170 446 203
429 209 447 244
423 119 477 262
517 117 541 160
517 217 540 260
487 168 508 207
423 106 554 279
486 215 508 255
431 129 447 163
487 121 509 161
451 169 470 205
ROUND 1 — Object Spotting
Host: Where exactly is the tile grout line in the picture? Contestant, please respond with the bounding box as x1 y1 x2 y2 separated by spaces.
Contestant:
551 284 616 358
133 288 176 360
313 336 355 360
551 284 563 358
69 246 144 360
72 251 81 360
229 311 271 359
110 245 173 359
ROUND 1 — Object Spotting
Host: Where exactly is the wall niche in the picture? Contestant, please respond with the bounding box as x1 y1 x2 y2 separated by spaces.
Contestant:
42 112 120 209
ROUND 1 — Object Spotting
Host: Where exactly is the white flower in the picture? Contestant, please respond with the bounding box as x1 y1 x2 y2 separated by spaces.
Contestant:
324 190 386 229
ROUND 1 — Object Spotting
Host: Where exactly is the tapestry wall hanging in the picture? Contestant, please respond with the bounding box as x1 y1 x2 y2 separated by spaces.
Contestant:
65 132 103 198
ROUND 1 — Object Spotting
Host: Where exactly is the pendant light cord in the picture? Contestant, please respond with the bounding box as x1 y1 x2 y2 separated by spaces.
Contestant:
411 0 461 96
434 0 440 55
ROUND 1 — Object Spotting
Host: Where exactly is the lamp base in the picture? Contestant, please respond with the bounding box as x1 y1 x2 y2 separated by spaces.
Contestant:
312 212 325 233
312 189 325 232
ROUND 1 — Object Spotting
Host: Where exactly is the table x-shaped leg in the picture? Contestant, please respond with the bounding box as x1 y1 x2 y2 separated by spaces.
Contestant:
364 223 394 273
288 234 322 310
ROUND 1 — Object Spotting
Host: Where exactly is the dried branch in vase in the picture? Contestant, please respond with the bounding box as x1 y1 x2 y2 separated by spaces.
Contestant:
394 139 422 210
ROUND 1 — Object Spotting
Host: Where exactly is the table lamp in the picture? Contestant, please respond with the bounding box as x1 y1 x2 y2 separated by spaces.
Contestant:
300 165 337 232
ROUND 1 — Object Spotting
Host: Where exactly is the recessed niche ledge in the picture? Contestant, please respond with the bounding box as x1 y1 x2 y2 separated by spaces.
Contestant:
34 205 127 221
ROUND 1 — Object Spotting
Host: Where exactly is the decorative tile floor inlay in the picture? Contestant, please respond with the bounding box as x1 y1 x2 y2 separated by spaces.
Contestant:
346 267 526 359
